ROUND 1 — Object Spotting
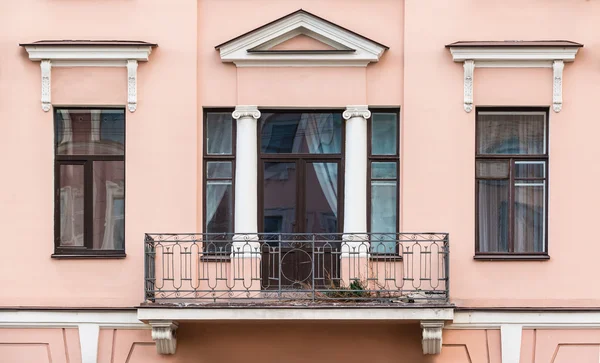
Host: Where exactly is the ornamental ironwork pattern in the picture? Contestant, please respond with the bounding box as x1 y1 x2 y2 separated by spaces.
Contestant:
144 233 449 304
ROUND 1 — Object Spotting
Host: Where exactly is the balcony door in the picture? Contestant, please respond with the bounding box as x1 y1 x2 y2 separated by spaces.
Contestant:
258 110 344 290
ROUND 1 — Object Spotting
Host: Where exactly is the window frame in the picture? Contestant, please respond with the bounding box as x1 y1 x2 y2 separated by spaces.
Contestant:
474 107 550 260
367 108 400 256
202 108 236 238
53 107 126 258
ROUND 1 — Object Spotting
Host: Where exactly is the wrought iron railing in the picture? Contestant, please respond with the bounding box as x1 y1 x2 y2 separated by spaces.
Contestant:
144 233 449 304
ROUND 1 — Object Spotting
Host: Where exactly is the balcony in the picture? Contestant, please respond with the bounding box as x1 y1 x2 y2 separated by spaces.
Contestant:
139 233 453 354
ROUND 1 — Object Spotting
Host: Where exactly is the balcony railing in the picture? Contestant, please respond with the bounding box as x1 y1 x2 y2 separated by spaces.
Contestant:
144 233 449 305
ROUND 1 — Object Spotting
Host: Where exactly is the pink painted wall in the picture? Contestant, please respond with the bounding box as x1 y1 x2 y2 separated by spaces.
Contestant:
1 0 600 308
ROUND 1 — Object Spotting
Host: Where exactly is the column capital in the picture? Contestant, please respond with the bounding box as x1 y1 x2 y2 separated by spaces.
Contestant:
343 105 371 120
233 105 261 120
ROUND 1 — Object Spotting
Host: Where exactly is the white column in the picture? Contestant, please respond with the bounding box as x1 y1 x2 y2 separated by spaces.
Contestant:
501 324 522 363
232 106 261 253
342 105 370 254
78 323 100 363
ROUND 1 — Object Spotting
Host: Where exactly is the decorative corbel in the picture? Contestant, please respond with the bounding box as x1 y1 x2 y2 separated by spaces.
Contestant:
421 321 444 354
40 60 51 112
553 60 564 113
463 60 474 113
150 320 178 355
127 60 138 112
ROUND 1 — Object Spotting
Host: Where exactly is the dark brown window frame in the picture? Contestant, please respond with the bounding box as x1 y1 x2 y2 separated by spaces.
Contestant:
53 107 126 258
257 109 346 234
474 107 550 261
202 109 236 254
367 109 400 256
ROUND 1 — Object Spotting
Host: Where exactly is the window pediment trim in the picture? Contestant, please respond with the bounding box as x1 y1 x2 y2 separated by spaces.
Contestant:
20 40 157 112
446 41 582 113
215 9 388 67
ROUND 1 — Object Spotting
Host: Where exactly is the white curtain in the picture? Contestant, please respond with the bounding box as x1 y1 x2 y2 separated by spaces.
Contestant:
299 113 338 217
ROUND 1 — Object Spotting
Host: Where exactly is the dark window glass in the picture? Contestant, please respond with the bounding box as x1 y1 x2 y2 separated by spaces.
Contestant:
476 110 547 256
206 112 233 155
368 111 400 254
206 161 234 234
263 162 297 234
371 113 397 155
54 108 126 255
55 109 124 155
260 112 342 154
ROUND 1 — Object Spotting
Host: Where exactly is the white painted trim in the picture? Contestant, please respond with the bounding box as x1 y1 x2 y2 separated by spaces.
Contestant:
501 324 522 363
22 45 154 112
23 46 154 63
449 311 600 329
137 307 454 322
78 324 100 363
218 11 387 67
447 45 580 113
0 310 146 329
448 47 580 64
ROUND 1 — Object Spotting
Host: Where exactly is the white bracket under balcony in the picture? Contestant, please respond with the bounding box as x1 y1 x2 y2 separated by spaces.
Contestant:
149 320 178 355
20 40 157 112
421 321 444 354
446 40 582 113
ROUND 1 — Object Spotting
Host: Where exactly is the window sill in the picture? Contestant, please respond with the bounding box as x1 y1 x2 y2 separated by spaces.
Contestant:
51 253 126 259
474 254 549 261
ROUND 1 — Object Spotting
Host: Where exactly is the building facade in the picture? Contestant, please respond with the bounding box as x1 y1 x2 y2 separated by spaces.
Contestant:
1 0 599 362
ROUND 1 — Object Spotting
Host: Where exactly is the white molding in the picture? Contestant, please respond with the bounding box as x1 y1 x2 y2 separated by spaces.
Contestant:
23 46 154 63
127 60 138 112
463 60 474 113
40 60 51 112
448 47 580 64
150 320 178 355
78 324 100 363
0 310 146 329
501 324 522 363
217 11 387 67
138 307 455 322
553 60 564 112
421 321 444 355
22 45 154 112
447 45 581 113
448 311 600 329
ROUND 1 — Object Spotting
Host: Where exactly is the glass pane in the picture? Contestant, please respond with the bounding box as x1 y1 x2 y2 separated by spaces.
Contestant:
206 112 233 155
263 162 296 233
371 181 397 253
371 113 397 155
476 160 509 178
514 181 545 253
515 161 545 179
207 161 232 179
59 164 85 247
55 109 124 155
260 113 342 154
205 181 233 233
371 162 397 179
305 162 338 234
477 179 509 252
477 113 546 155
92 161 125 250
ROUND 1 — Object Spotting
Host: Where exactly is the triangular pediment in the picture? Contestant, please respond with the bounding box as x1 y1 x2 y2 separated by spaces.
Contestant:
215 9 388 67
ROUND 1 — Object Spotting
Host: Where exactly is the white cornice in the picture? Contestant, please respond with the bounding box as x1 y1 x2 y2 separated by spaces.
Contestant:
217 10 387 67
21 43 155 112
446 44 581 113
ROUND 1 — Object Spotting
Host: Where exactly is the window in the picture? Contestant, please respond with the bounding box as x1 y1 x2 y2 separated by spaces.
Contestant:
476 109 548 258
54 108 125 256
368 111 400 254
203 110 235 253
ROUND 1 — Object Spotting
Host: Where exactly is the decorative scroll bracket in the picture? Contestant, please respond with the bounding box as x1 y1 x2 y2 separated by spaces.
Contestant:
421 321 444 354
150 320 178 355
553 60 564 113
463 60 474 113
127 60 138 112
40 60 51 112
